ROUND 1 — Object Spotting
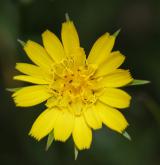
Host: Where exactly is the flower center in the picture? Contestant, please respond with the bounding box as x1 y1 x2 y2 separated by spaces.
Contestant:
48 61 97 115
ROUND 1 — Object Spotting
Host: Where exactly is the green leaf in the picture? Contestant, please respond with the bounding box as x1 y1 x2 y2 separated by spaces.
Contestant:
6 87 22 92
45 131 54 151
123 131 131 141
74 146 78 160
129 79 150 86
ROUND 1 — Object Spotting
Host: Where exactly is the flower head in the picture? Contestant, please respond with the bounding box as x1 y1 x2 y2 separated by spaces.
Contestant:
12 18 133 150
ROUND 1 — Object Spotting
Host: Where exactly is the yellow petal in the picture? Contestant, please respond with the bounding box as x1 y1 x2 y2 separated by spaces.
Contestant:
15 63 44 77
13 75 48 84
83 106 102 129
12 85 51 107
54 110 74 142
92 105 103 125
42 30 65 63
29 108 60 141
94 51 125 77
61 21 80 55
70 100 83 116
72 116 92 150
95 101 128 133
97 69 133 88
87 33 115 66
99 88 131 109
72 48 86 66
15 62 51 82
15 63 51 83
45 97 59 108
24 40 53 70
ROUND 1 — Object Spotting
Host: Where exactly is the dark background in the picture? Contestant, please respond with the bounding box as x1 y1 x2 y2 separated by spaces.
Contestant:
0 0 160 164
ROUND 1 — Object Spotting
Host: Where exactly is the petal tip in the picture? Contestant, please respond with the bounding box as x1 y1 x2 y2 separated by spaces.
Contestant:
42 30 52 38
29 132 41 141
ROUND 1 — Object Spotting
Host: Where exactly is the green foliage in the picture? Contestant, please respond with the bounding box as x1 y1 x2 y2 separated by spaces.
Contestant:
45 131 54 151
74 146 79 160
122 131 131 141
6 88 22 92
129 79 150 86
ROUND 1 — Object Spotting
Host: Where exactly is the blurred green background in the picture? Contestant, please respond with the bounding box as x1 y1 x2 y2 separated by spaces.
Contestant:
0 0 160 164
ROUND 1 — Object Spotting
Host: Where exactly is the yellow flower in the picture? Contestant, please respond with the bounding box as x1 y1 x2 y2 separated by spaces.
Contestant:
12 18 133 150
